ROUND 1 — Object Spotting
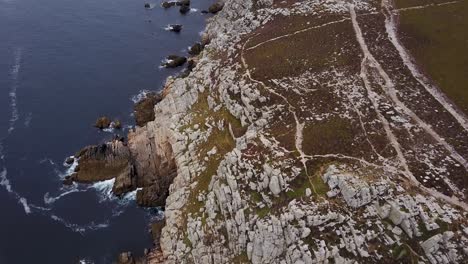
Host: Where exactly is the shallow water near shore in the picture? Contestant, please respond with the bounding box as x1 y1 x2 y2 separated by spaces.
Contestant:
0 0 211 262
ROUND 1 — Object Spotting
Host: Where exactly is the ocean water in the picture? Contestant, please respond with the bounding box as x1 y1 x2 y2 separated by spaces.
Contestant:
0 0 211 262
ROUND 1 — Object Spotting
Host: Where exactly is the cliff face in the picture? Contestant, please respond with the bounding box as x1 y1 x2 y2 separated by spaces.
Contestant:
142 0 468 263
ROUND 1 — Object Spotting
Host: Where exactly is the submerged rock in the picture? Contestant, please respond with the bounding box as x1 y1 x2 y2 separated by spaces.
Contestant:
163 55 187 68
133 92 162 127
94 116 111 129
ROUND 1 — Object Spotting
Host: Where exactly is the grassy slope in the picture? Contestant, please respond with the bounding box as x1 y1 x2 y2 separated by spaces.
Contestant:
396 0 468 113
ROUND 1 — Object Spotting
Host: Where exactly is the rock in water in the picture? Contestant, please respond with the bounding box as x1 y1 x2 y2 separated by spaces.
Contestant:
64 156 74 165
94 116 111 129
208 2 224 14
72 140 132 183
163 55 187 68
179 5 190 14
112 119 122 129
133 92 162 127
144 3 150 8
168 24 182 33
161 1 176 8
188 43 203 56
178 0 190 6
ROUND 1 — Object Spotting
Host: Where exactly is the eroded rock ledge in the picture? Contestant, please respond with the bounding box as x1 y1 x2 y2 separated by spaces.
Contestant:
71 91 176 207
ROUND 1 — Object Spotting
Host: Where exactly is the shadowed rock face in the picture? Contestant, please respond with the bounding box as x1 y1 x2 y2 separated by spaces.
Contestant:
134 93 162 127
128 127 177 207
72 140 131 183
72 101 178 207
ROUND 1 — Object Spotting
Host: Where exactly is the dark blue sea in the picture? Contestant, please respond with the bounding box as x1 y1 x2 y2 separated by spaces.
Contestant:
0 0 211 262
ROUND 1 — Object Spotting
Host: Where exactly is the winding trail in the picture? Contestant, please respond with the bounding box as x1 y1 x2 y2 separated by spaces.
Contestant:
349 4 468 211
383 0 468 132
245 18 350 51
241 39 309 176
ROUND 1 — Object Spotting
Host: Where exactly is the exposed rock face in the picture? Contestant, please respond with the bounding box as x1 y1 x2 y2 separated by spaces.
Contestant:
134 92 162 127
208 2 224 14
128 123 177 207
138 0 468 263
72 140 131 183
163 55 187 68
188 43 203 56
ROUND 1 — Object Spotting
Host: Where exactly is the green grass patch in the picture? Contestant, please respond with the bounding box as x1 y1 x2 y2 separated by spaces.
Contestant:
398 0 468 113
302 117 354 155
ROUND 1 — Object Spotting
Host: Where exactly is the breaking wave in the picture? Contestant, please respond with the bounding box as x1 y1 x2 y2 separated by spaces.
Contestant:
131 90 152 103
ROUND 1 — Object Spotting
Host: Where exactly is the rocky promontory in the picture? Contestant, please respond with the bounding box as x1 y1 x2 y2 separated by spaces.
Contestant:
78 0 468 263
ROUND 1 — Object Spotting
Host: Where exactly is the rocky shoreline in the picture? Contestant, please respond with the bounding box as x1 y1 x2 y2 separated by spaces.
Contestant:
72 0 468 263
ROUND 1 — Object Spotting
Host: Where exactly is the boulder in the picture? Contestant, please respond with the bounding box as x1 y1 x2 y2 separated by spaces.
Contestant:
94 116 111 129
144 3 150 8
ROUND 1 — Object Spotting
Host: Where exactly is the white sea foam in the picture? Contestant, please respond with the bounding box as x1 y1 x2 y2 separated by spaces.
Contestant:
0 168 12 193
44 187 84 204
131 90 152 103
50 214 110 233
19 197 31 214
8 48 23 134
190 8 198 12
92 178 116 202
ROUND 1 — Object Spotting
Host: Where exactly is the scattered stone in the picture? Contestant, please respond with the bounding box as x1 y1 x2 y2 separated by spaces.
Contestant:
94 116 111 129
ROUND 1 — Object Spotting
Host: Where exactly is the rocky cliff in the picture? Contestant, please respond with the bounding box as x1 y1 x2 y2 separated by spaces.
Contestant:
124 0 468 263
